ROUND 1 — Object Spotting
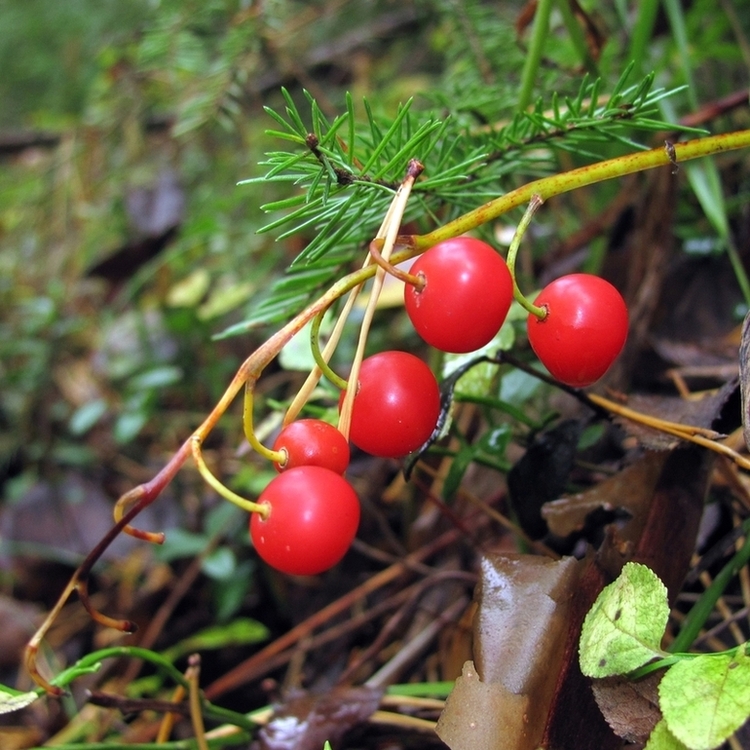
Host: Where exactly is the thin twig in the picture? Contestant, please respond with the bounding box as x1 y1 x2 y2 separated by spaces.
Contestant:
203 527 462 700
187 655 209 750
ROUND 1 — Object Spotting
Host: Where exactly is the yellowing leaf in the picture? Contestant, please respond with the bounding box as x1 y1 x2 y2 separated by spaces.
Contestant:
659 648 750 750
0 689 39 715
579 562 668 677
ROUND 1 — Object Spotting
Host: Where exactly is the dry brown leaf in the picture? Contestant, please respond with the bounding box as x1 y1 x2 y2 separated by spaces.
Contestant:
542 451 667 539
591 673 662 743
436 554 583 750
436 660 532 750
611 380 737 451
257 685 383 750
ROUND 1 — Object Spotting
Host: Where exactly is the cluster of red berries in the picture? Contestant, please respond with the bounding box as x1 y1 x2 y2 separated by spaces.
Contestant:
249 236 628 576
404 236 629 386
249 351 440 576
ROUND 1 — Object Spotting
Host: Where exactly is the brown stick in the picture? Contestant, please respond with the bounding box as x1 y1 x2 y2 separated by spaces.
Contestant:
203 527 462 699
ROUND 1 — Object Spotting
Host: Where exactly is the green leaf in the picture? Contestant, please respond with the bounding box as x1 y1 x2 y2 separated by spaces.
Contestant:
0 686 39 715
113 410 149 444
213 560 255 622
659 648 750 750
162 618 269 663
442 443 476 500
645 719 691 750
128 365 183 391
499 368 541 405
579 562 669 677
201 546 236 581
69 398 108 435
442 312 517 398
155 528 209 562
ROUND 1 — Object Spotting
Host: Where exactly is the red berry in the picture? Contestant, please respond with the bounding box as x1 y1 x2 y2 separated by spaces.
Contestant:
404 237 514 353
250 466 360 575
272 419 350 474
527 273 628 387
339 351 440 458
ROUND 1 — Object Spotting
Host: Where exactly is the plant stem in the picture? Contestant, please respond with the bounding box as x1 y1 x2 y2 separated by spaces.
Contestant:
338 159 423 439
517 0 554 112
242 384 285 465
310 310 349 389
53 646 190 691
505 194 546 317
187 656 210 750
369 238 422 288
191 436 267 516
414 130 750 251
669 519 750 653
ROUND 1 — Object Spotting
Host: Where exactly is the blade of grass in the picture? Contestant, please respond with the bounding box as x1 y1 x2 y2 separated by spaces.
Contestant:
517 0 554 112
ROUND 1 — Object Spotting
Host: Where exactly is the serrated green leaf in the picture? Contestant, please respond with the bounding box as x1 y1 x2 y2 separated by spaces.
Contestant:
645 719 691 750
659 648 750 750
579 562 669 677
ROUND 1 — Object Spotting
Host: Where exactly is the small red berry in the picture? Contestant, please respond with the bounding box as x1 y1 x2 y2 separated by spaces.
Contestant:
527 273 628 387
272 419 350 474
404 237 514 353
339 351 441 458
250 466 360 575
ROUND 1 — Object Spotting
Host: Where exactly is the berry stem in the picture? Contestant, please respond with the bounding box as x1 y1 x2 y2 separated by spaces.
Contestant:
283 283 361 425
338 158 424 439
242 383 285 465
368 238 423 289
191 436 269 517
310 309 349 389
505 193 546 318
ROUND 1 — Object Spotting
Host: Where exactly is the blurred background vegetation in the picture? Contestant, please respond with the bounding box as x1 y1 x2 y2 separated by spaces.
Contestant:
2 0 750 744
4 0 748 505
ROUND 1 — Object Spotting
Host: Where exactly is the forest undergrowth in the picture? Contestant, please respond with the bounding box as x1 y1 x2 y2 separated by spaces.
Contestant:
3 1 750 749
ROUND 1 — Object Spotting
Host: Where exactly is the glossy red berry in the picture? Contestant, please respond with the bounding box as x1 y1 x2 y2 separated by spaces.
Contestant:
250 466 360 575
339 351 441 458
404 237 514 353
272 419 350 474
527 273 628 387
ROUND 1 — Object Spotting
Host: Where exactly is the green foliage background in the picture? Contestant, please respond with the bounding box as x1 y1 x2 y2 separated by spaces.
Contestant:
3 0 750 746
3 0 749 532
